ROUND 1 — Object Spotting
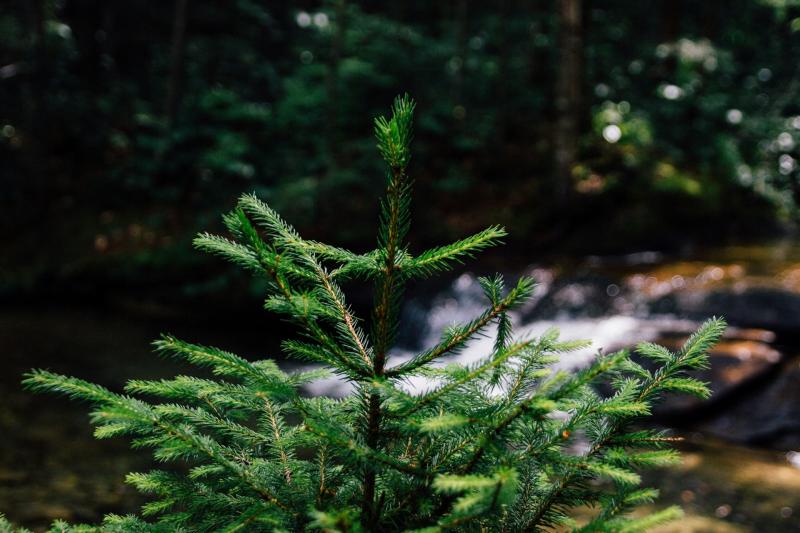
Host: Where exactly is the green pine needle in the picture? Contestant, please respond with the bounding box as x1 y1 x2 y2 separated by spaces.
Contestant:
12 97 726 533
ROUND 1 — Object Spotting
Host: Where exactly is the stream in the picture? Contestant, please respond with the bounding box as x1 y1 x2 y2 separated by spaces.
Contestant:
3 241 800 531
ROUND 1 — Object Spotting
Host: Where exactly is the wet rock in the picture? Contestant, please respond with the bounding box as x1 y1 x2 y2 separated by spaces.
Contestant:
616 257 800 332
653 332 783 415
697 359 800 449
608 253 800 332
682 287 800 332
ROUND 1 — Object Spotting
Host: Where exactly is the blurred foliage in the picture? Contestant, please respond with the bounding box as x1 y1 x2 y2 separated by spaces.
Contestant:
1 0 799 290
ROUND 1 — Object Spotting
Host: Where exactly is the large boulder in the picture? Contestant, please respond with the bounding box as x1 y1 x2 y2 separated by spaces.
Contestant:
682 287 800 333
696 360 800 449
651 329 782 416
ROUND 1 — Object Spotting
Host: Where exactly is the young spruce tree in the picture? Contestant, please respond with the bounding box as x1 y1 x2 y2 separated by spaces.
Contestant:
5 96 724 532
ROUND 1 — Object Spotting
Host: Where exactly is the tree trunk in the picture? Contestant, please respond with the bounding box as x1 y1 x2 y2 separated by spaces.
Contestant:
553 0 582 210
495 0 510 144
165 0 189 126
452 0 467 125
22 0 48 206
24 0 46 70
662 0 681 42
326 0 346 171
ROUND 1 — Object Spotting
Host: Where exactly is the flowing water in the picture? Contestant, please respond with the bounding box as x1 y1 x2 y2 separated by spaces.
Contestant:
3 241 800 531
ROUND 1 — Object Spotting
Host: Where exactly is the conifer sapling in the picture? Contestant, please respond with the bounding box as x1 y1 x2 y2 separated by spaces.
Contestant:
8 96 725 532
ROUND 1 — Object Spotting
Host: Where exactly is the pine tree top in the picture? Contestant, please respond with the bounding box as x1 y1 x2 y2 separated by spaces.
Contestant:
9 96 725 533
